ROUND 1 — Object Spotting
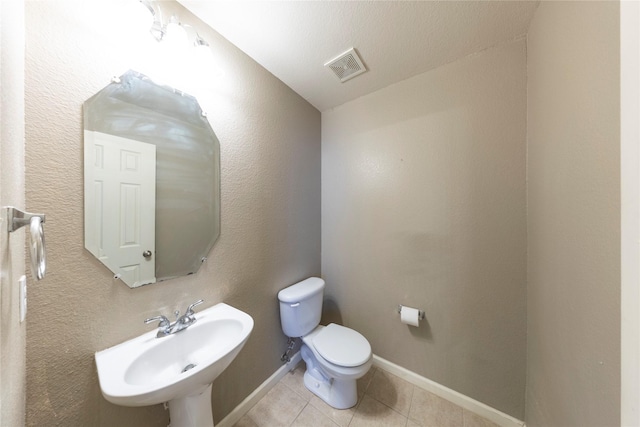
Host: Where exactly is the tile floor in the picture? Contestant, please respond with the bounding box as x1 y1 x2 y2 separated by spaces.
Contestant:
233 363 501 427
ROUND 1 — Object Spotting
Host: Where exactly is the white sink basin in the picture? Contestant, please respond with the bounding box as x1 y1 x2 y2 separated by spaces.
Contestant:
95 303 253 426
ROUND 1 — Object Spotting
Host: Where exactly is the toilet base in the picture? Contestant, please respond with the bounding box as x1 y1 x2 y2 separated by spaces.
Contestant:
301 345 358 409
303 370 357 409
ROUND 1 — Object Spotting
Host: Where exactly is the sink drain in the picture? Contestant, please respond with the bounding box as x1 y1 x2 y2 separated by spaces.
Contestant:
181 363 197 373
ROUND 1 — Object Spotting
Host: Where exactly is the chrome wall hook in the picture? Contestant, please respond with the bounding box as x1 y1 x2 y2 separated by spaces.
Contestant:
5 206 47 280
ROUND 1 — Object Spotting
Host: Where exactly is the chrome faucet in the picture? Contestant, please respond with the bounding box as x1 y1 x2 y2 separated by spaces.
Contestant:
145 299 204 338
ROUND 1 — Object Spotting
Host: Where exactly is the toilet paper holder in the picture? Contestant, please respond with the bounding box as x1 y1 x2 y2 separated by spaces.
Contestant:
397 304 425 320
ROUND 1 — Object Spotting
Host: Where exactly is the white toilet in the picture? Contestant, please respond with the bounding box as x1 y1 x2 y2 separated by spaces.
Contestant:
278 277 372 409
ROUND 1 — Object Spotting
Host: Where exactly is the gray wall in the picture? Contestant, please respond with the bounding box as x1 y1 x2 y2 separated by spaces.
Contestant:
25 1 320 425
322 40 527 418
526 2 620 426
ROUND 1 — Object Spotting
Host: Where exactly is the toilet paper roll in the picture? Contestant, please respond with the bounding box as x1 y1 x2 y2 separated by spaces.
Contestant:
400 306 421 327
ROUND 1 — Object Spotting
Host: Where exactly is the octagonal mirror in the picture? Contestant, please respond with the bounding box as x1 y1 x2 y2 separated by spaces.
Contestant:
83 70 220 288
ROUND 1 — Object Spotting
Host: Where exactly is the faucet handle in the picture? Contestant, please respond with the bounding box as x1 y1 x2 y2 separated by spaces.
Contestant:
185 299 204 316
144 315 170 327
145 315 172 337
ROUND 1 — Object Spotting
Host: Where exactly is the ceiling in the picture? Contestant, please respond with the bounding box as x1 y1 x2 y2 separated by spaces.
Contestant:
178 1 539 112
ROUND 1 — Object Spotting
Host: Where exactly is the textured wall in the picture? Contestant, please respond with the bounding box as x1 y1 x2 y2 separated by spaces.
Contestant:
526 2 620 426
322 40 527 418
1 0 27 425
25 1 320 425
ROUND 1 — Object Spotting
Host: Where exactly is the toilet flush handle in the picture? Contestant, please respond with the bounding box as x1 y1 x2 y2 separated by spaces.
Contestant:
290 303 300 308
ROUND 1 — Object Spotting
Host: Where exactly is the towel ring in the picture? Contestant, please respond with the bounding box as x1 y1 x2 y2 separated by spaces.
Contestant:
29 216 46 280
5 206 47 280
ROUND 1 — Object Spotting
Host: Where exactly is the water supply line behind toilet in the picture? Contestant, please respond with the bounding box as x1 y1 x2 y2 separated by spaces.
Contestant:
281 337 297 363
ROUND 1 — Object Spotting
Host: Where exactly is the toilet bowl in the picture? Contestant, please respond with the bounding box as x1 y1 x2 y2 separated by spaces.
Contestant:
278 278 372 409
300 324 372 408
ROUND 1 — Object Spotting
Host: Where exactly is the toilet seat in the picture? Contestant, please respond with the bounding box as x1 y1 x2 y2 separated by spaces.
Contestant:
312 323 371 367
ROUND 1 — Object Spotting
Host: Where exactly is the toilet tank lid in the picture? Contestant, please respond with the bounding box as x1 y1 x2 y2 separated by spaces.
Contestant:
278 277 325 303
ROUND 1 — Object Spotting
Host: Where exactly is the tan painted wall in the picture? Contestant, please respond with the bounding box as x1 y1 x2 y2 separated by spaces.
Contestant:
24 1 320 425
1 0 27 425
526 2 620 426
322 40 527 418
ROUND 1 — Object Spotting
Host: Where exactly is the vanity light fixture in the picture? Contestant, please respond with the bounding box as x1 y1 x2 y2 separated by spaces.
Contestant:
149 18 165 41
137 0 164 41
164 16 189 47
181 23 211 49
138 0 155 17
131 0 218 89
194 33 209 48
137 0 212 49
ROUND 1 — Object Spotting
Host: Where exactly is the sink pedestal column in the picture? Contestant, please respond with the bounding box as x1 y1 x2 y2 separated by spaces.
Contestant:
168 384 214 427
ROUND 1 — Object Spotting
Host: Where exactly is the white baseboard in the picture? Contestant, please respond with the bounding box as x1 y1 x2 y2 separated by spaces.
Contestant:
372 355 525 427
217 352 525 427
216 351 302 427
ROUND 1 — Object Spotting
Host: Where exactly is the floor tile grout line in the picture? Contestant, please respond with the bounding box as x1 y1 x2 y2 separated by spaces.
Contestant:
288 400 310 427
361 369 414 420
287 384 312 403
362 390 411 421
307 397 354 427
344 368 376 427
347 378 374 427
406 383 416 425
347 395 362 427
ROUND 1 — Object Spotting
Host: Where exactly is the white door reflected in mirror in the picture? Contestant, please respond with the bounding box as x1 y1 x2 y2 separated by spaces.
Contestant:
84 131 156 287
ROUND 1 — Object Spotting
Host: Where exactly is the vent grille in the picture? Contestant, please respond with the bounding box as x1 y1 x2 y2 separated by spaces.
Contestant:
324 48 367 83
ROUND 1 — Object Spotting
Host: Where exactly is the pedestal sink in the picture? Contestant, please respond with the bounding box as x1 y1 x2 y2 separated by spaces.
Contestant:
95 303 254 427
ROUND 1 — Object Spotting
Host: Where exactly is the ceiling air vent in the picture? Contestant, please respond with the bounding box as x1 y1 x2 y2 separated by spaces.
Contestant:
324 48 367 83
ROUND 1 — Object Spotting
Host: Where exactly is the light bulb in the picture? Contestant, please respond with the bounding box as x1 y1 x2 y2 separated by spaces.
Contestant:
135 0 155 29
164 20 188 47
121 0 155 38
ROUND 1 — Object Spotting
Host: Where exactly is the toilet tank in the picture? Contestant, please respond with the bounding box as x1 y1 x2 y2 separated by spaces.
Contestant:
278 277 325 337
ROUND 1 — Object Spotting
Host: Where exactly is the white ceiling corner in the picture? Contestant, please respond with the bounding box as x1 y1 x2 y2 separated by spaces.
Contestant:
178 1 539 112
